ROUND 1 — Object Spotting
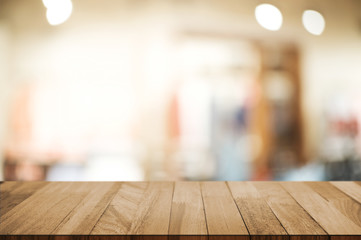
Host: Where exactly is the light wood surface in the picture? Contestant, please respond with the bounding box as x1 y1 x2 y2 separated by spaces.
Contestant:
1 182 361 240
228 182 288 240
169 182 207 240
281 182 361 240
201 182 248 240
253 182 327 240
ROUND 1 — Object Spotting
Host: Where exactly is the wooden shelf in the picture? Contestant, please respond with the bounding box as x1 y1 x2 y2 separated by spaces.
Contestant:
1 181 361 240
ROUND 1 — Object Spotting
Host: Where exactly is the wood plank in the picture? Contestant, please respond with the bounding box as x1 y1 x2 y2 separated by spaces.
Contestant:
129 182 173 236
307 182 349 200
227 182 288 240
253 182 327 240
169 182 207 240
201 181 249 240
0 181 21 192
0 235 167 240
0 181 361 240
0 182 48 216
89 236 130 240
306 182 361 228
331 181 361 204
90 235 164 240
281 182 361 239
52 182 121 234
0 182 90 234
0 236 88 240
91 181 173 240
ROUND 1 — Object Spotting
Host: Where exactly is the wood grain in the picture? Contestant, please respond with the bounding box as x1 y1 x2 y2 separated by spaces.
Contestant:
227 182 288 240
169 182 207 240
201 181 249 240
0 182 90 234
0 182 48 216
52 182 121 234
253 182 327 240
1 181 361 240
331 181 361 204
91 181 173 239
281 182 361 239
307 182 361 228
0 236 88 240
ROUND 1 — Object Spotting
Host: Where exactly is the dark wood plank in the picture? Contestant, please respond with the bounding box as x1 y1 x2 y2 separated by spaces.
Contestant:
201 181 249 240
289 237 330 240
0 236 88 240
0 237 193 240
281 182 361 238
0 182 90 234
169 182 207 240
91 181 173 240
253 182 327 240
227 182 288 240
323 237 361 240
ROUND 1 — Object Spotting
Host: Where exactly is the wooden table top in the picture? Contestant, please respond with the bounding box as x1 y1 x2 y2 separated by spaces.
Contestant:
1 182 361 240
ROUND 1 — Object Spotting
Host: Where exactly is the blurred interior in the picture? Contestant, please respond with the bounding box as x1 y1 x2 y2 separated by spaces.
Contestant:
1 0 361 181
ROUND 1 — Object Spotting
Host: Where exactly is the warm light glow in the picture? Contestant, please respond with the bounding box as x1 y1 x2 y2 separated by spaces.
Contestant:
255 3 283 31
302 10 325 36
43 0 73 26
42 0 54 9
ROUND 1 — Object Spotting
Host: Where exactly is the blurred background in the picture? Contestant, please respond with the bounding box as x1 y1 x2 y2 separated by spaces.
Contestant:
0 0 361 181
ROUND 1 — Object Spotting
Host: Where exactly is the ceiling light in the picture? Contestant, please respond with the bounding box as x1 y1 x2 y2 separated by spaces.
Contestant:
43 0 73 26
255 3 283 31
302 10 325 35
